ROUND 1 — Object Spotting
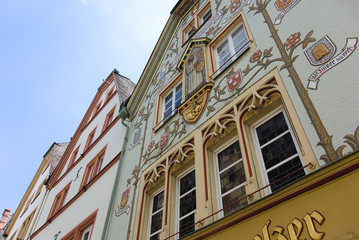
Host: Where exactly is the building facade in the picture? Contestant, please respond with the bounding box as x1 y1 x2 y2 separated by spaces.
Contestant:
28 70 135 240
4 142 68 240
104 0 359 240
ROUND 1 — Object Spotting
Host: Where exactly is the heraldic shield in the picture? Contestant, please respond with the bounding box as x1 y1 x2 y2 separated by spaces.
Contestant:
275 0 292 10
227 70 242 91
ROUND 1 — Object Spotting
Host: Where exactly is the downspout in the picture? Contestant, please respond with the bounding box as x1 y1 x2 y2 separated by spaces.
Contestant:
101 106 130 240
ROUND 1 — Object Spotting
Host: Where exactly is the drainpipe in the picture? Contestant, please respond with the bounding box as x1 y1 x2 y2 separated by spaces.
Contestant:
101 106 130 240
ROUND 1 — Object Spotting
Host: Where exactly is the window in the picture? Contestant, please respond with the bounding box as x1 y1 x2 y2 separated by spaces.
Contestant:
198 3 212 26
68 145 80 168
163 83 182 122
84 128 96 151
215 24 249 73
81 225 92 240
17 209 35 240
32 182 44 203
48 183 70 218
148 190 164 240
93 100 102 118
21 194 34 216
81 150 105 188
105 86 114 102
253 110 306 193
182 20 196 44
177 169 196 238
60 210 97 240
215 140 247 217
102 106 116 131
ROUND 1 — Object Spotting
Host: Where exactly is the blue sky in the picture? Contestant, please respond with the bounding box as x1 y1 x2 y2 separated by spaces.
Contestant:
0 0 177 213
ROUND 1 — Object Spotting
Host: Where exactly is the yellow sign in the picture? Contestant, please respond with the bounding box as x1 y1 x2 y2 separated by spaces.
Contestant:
253 210 325 240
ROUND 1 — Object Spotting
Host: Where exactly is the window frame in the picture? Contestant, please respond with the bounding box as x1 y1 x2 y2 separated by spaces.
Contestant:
147 188 165 240
102 106 116 132
105 86 115 102
48 182 71 219
213 137 247 218
68 145 81 169
214 23 249 73
162 82 182 122
197 2 212 26
84 128 97 151
176 168 196 239
251 107 307 195
155 74 183 129
80 148 106 190
80 225 92 240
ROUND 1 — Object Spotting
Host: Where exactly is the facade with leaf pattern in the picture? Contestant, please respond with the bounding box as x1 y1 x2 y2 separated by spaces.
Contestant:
103 0 359 240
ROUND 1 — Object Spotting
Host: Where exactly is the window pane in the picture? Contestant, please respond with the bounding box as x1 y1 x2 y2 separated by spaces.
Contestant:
231 25 248 54
255 111 305 193
150 211 163 234
179 190 196 218
222 185 247 216
260 132 298 170
179 214 195 238
175 85 182 108
164 92 173 119
180 170 196 195
267 157 305 192
217 39 231 67
152 191 164 213
256 112 288 146
202 9 212 23
219 160 246 194
217 141 242 171
150 191 164 238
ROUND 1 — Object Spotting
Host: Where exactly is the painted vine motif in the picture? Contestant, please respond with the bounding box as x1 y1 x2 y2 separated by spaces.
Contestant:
205 0 353 163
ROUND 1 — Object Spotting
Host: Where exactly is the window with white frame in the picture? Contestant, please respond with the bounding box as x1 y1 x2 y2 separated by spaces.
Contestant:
199 7 212 25
178 169 196 238
81 225 92 240
216 24 249 73
215 140 247 217
163 83 182 122
148 190 164 240
253 110 306 193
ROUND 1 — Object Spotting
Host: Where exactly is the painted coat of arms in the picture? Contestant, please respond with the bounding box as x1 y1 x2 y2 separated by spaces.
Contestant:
227 70 242 91
115 188 131 216
128 128 143 151
304 35 336 66
159 130 170 148
275 0 292 10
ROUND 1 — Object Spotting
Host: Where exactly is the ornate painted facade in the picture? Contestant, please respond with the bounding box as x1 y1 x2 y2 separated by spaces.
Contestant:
104 0 359 240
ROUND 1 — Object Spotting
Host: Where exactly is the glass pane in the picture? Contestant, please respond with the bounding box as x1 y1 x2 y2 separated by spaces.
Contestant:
267 157 306 192
222 185 247 216
175 85 182 108
217 40 231 66
150 234 159 240
179 190 196 218
261 132 298 170
180 170 196 195
179 214 195 238
217 141 242 171
202 10 212 23
150 210 163 234
219 161 246 194
256 112 288 146
164 92 173 119
152 191 164 213
231 25 248 53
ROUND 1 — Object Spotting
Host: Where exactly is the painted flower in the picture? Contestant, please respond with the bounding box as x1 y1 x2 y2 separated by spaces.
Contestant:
147 140 155 151
139 107 145 116
206 27 214 36
284 32 301 50
131 165 138 176
250 50 262 63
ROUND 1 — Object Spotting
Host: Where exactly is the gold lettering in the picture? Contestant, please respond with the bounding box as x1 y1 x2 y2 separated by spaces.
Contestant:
272 226 288 240
262 220 271 240
287 218 303 240
303 211 325 240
